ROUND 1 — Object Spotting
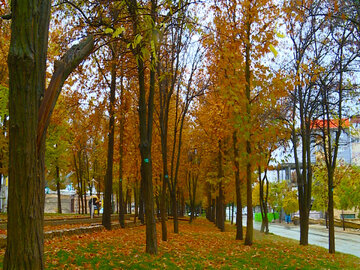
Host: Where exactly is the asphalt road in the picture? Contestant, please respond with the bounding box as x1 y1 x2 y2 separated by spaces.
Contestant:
248 217 360 258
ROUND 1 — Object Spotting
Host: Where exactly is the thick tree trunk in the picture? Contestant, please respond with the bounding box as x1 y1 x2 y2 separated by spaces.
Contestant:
299 210 309 245
3 0 51 268
140 153 157 252
138 52 157 254
126 0 157 253
102 59 116 230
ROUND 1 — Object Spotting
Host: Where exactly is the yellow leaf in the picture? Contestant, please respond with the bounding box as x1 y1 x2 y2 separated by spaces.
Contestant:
104 28 114 34
269 44 278 57
276 32 285 38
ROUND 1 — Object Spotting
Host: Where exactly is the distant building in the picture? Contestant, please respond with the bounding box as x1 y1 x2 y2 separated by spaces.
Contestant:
310 118 352 164
351 115 360 165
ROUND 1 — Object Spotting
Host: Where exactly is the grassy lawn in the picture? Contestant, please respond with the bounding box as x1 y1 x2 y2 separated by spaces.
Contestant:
0 218 359 269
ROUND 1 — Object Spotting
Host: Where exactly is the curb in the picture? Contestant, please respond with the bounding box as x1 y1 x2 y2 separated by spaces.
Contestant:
0 220 143 249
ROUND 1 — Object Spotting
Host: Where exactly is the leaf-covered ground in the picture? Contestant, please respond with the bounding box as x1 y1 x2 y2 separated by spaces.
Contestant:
0 223 101 236
1 219 359 269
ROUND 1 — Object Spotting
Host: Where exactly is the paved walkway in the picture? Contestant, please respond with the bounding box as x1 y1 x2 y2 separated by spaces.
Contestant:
248 217 360 258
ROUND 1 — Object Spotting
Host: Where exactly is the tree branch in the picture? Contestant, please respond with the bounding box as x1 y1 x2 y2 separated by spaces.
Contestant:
37 35 95 151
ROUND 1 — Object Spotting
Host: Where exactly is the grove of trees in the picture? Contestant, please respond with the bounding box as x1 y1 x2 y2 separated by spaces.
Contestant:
0 0 359 268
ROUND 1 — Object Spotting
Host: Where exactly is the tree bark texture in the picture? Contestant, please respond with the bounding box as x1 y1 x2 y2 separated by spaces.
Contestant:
102 59 116 230
217 140 225 232
127 0 157 254
159 72 170 240
233 131 243 240
4 0 51 268
244 15 253 246
118 63 125 228
56 165 62 214
259 167 269 234
328 171 335 253
188 171 198 223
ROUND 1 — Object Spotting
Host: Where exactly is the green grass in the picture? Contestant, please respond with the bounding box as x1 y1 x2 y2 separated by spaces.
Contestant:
1 219 359 269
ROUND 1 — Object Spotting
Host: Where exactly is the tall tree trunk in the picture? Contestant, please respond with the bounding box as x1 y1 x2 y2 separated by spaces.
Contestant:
264 174 269 233
118 136 125 226
158 63 170 241
4 0 51 268
102 55 116 230
83 175 87 215
118 68 125 227
56 165 62 214
126 0 157 254
328 170 335 253
78 151 84 214
233 131 243 240
259 166 269 234
134 182 138 223
187 172 192 222
206 184 212 221
160 174 168 240
73 153 81 214
218 140 225 232
138 49 157 254
171 190 178 233
188 172 198 223
244 15 253 245
4 14 92 266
